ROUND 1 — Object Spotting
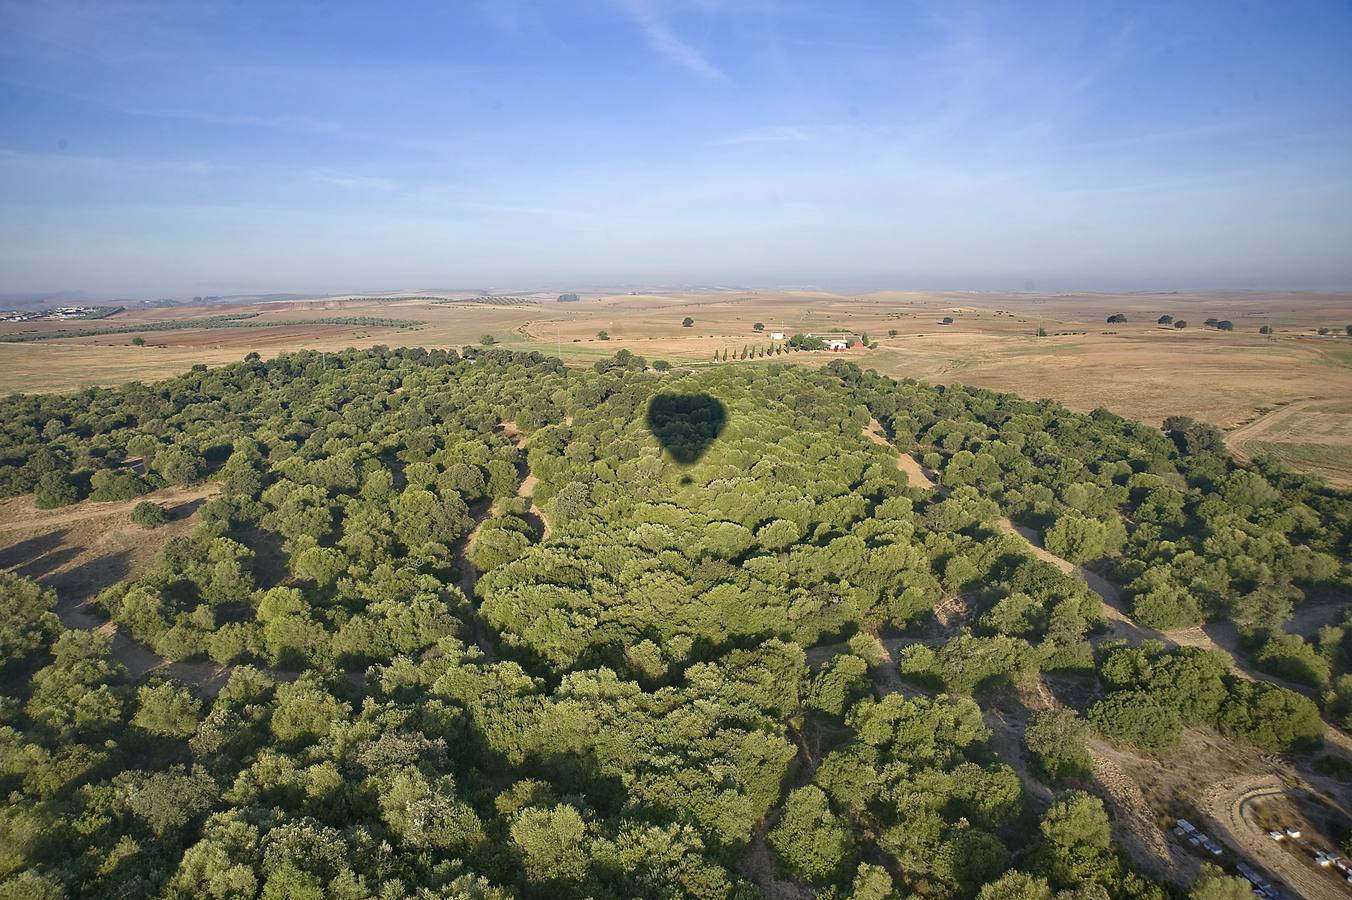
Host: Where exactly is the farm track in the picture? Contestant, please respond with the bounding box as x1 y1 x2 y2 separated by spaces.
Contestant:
0 482 219 535
1201 777 1350 900
1090 744 1201 884
1224 398 1320 465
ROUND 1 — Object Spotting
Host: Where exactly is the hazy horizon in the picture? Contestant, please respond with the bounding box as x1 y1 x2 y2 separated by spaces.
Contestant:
3 1 1351 296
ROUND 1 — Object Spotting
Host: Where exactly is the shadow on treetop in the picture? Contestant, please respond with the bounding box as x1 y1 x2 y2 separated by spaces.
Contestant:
646 393 727 464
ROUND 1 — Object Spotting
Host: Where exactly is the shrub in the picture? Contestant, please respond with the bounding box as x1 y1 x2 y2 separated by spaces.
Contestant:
1216 681 1324 752
131 501 168 528
34 471 80 508
1043 514 1107 564
1023 708 1093 783
1253 633 1330 689
90 468 151 502
1089 690 1182 751
767 786 855 884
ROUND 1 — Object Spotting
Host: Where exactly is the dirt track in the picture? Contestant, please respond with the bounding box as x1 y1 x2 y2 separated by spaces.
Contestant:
1202 776 1350 900
1091 744 1202 884
865 419 937 490
1226 398 1320 464
856 421 1352 887
1225 396 1352 488
0 482 219 535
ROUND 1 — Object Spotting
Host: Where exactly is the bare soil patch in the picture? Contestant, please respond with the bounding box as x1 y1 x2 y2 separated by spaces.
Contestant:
0 483 222 682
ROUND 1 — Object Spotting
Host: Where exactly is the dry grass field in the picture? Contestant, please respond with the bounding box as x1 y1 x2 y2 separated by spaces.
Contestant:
3 288 1350 485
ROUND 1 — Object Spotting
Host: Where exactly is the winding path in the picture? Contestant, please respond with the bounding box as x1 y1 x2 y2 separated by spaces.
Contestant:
854 420 1352 886
865 419 936 490
859 419 1352 706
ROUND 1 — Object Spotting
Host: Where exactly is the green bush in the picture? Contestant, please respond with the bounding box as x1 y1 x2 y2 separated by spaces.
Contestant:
33 471 80 508
90 468 151 502
131 501 168 528
767 786 855 884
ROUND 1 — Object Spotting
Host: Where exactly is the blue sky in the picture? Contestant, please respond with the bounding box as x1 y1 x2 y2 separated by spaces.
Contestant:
1 0 1350 296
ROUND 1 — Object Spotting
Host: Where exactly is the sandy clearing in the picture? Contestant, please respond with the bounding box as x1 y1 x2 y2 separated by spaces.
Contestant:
0 482 232 685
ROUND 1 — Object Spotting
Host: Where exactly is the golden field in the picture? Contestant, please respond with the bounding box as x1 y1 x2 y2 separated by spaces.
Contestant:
3 289 1350 486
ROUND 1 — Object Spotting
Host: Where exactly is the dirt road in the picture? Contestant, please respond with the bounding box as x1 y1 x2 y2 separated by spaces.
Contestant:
0 482 219 535
1203 776 1351 900
1225 398 1319 465
1091 743 1202 884
865 418 937 490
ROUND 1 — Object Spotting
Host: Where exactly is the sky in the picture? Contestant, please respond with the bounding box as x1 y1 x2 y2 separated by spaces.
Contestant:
1 0 1351 297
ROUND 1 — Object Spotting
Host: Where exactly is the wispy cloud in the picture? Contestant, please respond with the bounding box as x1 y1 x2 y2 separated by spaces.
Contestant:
128 106 341 134
0 146 222 175
709 125 813 146
310 171 398 191
707 123 880 147
614 0 725 80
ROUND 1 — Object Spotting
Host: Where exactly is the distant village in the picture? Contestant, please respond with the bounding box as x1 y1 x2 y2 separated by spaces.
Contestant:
0 305 124 323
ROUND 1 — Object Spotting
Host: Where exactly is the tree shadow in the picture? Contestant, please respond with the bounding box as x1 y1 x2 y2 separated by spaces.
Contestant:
237 526 289 589
646 393 728 465
0 529 69 570
14 545 83 580
46 551 132 612
168 497 208 521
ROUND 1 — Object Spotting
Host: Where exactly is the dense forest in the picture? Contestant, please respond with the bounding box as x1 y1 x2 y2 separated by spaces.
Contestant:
0 347 1347 898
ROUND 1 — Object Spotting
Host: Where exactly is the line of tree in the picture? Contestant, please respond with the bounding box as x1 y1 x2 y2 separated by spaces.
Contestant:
0 314 424 343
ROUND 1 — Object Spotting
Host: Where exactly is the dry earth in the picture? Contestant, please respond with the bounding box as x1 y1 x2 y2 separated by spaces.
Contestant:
4 288 1350 483
0 482 228 686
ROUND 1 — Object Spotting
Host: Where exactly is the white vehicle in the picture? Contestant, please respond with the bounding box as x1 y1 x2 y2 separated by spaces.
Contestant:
1284 827 1301 838
1268 831 1284 841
